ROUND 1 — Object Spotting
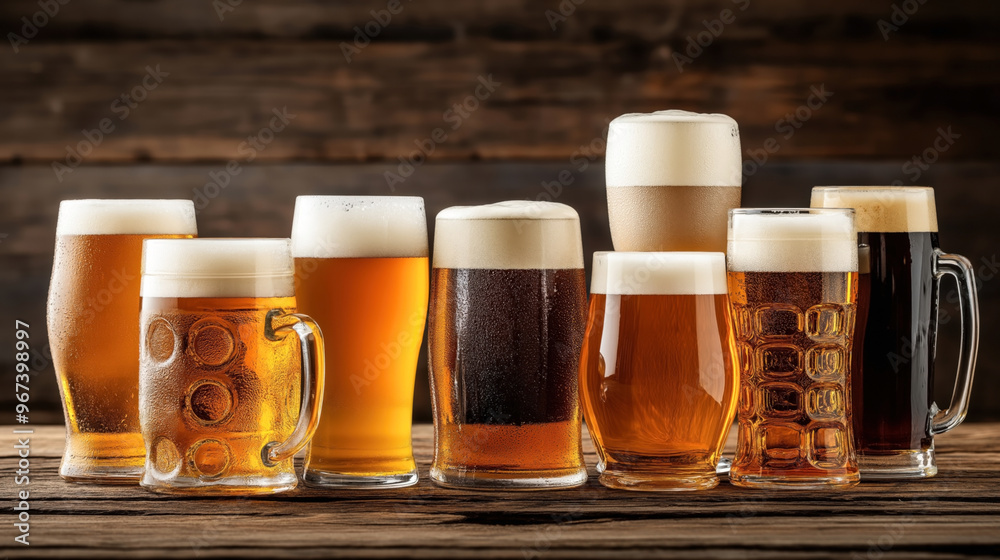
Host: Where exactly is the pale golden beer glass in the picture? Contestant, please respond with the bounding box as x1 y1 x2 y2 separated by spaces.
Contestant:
429 201 588 489
580 252 739 491
138 239 325 495
47 199 196 482
727 209 860 489
605 110 742 252
292 196 429 488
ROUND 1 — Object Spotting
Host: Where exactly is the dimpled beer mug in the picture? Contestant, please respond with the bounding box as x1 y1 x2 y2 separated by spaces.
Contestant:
812 187 980 478
47 199 197 483
579 252 739 491
138 239 325 495
727 209 860 489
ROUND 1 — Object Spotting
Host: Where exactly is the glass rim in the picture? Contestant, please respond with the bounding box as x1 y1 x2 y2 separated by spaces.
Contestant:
812 186 933 193
730 207 855 216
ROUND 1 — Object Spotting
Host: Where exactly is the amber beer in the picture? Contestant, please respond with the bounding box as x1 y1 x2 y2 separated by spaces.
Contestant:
46 199 196 482
812 187 979 478
139 239 324 495
605 110 742 252
429 201 588 489
727 209 860 489
579 252 738 491
292 196 429 488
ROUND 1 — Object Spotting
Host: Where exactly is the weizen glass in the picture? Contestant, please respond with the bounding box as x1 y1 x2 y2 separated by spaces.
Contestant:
727 209 860 489
47 199 196 483
579 252 739 491
292 196 429 489
811 187 979 478
429 201 588 489
138 239 325 495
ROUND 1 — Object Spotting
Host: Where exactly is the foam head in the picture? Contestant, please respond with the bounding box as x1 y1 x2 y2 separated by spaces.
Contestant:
141 238 294 298
433 201 583 270
728 209 858 272
291 196 428 258
605 110 742 188
56 199 197 236
591 252 727 295
811 186 938 233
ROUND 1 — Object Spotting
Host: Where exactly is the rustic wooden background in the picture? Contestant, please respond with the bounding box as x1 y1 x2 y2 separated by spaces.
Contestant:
1 0 998 422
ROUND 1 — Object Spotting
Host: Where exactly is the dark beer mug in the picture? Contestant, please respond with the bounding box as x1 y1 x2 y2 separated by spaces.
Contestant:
812 187 979 478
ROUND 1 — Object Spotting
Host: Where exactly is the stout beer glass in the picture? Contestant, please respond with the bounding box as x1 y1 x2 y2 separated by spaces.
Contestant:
47 199 196 482
138 239 325 495
605 110 742 252
429 201 588 489
292 196 429 488
727 209 860 489
580 252 739 491
812 187 979 478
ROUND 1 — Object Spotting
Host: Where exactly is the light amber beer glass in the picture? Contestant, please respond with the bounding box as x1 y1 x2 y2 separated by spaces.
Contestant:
812 187 979 478
292 196 429 488
605 110 742 253
138 239 325 495
47 199 196 482
580 252 738 491
429 201 588 489
727 209 860 489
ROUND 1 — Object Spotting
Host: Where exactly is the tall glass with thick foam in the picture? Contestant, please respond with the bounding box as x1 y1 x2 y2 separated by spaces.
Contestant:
292 196 429 489
429 201 588 489
811 187 979 478
46 199 196 482
580 252 739 491
138 239 325 495
727 209 860 489
605 110 742 253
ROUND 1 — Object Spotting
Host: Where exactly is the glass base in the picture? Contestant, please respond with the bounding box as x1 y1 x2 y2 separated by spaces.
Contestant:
59 433 145 483
302 468 419 489
60 461 143 484
599 470 718 492
430 465 588 490
858 449 937 479
729 471 860 490
140 472 298 495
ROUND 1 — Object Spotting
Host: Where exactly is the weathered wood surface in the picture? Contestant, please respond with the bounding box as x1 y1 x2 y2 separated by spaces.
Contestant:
1 423 999 558
1 0 998 162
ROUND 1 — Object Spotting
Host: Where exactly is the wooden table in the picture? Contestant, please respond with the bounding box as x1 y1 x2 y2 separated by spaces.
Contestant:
4 424 999 559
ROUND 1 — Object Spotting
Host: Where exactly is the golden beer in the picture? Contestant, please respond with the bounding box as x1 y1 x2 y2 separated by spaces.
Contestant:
46 199 196 482
580 252 738 491
292 196 428 488
727 209 860 489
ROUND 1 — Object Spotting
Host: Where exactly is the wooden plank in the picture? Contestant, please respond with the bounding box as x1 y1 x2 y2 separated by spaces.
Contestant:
2 424 999 559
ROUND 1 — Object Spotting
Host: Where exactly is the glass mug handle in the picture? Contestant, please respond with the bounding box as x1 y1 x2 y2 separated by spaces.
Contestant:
262 311 326 466
929 250 980 436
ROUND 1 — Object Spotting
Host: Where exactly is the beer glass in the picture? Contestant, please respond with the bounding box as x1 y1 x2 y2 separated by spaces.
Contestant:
292 196 428 488
429 201 588 489
580 252 739 491
47 199 196 482
605 110 742 253
727 209 860 489
811 187 979 478
138 239 325 495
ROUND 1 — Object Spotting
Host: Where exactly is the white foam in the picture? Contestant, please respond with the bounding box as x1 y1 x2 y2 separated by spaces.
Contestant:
605 110 742 188
56 199 197 236
141 238 294 298
433 201 584 270
811 187 938 233
591 252 727 295
290 196 428 258
728 210 858 272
